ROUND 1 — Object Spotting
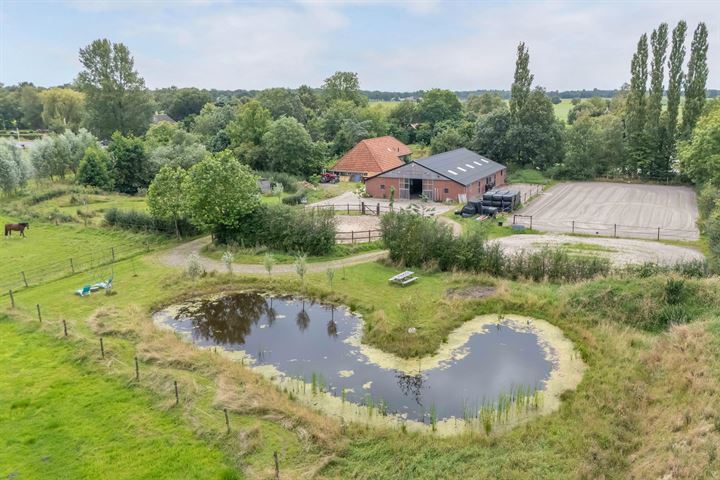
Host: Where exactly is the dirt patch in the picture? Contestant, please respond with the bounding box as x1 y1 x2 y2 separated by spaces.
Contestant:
494 234 704 266
445 285 496 299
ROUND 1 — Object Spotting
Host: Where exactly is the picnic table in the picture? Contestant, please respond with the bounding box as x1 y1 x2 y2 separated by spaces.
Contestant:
389 271 418 287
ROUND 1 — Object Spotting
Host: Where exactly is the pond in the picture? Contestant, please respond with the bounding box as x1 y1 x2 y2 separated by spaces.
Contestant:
154 292 584 434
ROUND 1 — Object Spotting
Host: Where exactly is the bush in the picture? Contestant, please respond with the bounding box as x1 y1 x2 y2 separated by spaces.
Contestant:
380 211 611 282
282 189 307 205
26 186 99 205
257 171 299 193
216 204 336 256
104 208 199 237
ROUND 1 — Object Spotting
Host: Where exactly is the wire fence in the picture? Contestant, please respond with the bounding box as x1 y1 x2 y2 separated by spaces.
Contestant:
5 299 283 479
0 239 167 297
511 215 699 241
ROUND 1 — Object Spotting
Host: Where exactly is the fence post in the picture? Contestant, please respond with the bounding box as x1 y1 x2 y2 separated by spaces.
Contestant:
529 216 533 230
135 356 140 381
613 224 617 238
224 408 230 433
100 338 105 358
361 202 365 215
572 220 575 234
111 247 115 262
70 258 75 273
274 451 280 480
36 304 42 322
347 204 350 215
21 271 28 288
9 290 15 308
351 231 354 244
62 319 68 336
174 380 179 405
368 230 371 242
657 227 661 241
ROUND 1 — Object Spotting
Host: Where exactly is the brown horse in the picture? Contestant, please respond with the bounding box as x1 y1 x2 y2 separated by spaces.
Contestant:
4 223 29 237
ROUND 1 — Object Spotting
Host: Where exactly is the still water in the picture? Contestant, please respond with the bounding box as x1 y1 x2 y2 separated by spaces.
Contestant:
155 293 553 422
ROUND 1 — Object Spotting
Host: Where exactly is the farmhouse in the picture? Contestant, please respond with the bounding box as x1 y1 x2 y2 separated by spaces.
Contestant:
329 136 411 181
365 148 506 202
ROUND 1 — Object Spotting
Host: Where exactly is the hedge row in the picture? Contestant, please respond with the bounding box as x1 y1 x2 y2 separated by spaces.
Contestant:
104 208 199 237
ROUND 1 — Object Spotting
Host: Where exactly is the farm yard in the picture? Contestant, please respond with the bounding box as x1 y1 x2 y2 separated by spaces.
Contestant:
514 182 700 240
2 5 719 478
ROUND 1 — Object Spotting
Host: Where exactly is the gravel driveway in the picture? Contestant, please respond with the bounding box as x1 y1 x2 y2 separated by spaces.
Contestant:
493 234 704 266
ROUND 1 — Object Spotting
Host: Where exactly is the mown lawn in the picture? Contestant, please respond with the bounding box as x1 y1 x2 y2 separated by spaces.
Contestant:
0 319 239 480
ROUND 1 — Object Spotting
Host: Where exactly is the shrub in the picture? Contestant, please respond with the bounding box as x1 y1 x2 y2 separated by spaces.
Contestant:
665 278 686 305
217 204 336 256
380 211 611 282
282 189 307 205
104 208 198 237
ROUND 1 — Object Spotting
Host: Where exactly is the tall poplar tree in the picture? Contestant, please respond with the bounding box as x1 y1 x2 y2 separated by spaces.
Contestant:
510 42 533 120
682 22 709 137
625 34 649 173
645 23 668 175
665 20 687 163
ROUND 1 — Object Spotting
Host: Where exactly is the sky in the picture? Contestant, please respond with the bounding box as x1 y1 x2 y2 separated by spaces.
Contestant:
0 0 718 92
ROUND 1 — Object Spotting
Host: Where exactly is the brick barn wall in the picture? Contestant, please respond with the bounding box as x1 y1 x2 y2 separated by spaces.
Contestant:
365 177 400 199
365 167 507 202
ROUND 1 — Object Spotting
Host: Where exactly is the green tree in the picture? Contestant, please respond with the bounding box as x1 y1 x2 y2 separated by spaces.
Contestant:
417 89 462 126
0 88 22 130
682 23 709 137
29 129 97 179
466 93 505 116
19 85 44 129
226 100 271 169
76 39 155 138
147 165 188 239
430 125 467 154
297 85 321 113
256 88 306 123
145 121 207 171
108 132 151 193
645 23 668 175
166 88 212 121
507 88 564 169
625 33 649 173
510 42 533 120
560 114 625 179
321 72 367 106
191 102 236 140
183 152 260 231
40 88 85 132
77 145 112 189
567 97 609 124
665 21 687 163
0 139 32 195
678 100 720 185
472 108 513 163
262 117 319 175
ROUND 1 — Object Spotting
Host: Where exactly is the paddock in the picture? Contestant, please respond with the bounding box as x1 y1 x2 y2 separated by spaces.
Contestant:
514 182 699 240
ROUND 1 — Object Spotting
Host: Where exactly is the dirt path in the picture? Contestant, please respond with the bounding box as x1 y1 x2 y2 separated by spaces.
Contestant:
493 234 704 266
159 237 388 274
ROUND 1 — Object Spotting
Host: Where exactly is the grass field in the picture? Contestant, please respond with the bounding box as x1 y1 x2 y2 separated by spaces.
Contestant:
0 319 239 480
3 179 720 478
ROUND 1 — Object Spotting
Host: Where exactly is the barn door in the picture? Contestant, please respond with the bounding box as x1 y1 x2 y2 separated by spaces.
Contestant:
399 178 410 199
422 178 434 201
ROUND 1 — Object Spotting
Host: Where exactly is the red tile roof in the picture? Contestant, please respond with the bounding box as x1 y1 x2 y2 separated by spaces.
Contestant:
330 136 411 175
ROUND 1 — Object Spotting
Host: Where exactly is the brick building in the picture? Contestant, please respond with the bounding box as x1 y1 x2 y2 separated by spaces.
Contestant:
364 148 506 202
329 136 411 181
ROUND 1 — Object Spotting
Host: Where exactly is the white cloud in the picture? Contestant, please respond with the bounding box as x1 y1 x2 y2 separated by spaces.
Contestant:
357 1 720 91
132 3 348 89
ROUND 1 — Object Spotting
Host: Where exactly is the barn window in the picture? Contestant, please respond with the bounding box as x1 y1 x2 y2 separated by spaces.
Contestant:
444 187 449 194
380 184 385 190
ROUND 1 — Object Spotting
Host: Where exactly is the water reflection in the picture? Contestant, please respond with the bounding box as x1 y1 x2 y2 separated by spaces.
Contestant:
159 292 553 422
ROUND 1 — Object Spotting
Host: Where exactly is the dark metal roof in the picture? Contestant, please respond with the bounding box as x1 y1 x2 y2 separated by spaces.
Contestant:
416 148 505 186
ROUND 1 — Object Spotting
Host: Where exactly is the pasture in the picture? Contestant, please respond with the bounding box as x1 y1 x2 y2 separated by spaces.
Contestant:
515 182 700 240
